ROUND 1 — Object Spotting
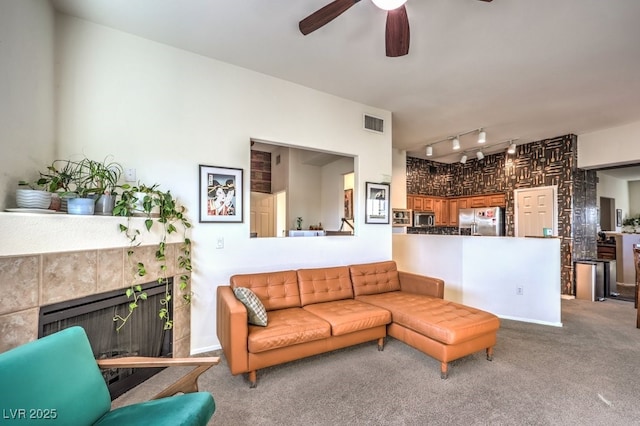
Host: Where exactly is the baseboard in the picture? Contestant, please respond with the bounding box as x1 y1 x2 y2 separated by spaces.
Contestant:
498 314 563 328
191 344 222 356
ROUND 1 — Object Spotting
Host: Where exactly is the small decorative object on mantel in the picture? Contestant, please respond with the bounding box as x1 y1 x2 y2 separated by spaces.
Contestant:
296 217 303 230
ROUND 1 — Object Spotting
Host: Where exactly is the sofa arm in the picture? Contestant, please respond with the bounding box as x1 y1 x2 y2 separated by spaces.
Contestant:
216 285 249 375
398 271 444 299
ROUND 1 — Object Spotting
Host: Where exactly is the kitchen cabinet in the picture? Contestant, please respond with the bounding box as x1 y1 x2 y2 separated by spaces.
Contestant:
469 196 488 208
448 199 459 226
433 198 448 226
488 193 506 207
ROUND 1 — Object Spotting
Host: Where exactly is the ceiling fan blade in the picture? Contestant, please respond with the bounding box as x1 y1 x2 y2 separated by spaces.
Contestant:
385 5 410 57
299 0 361 35
477 0 493 2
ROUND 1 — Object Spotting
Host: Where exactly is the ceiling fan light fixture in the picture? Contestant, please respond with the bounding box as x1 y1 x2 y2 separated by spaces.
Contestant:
478 129 486 144
460 154 467 164
426 145 433 156
452 137 460 150
476 151 484 160
371 0 408 11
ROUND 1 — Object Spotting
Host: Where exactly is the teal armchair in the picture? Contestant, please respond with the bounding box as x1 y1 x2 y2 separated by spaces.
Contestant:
0 326 217 425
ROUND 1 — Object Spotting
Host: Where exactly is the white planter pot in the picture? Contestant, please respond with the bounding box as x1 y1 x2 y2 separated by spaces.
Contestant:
16 189 52 209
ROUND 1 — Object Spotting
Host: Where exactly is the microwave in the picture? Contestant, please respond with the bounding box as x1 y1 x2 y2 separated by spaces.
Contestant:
413 211 435 227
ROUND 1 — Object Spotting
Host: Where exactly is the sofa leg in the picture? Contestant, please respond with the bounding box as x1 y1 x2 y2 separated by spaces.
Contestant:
440 362 448 379
248 370 257 388
377 337 385 351
486 347 494 362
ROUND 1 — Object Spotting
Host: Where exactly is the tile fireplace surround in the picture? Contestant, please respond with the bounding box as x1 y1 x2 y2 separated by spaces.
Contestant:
0 212 191 355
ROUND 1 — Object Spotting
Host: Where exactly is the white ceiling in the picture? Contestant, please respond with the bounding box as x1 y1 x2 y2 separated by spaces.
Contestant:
51 0 640 168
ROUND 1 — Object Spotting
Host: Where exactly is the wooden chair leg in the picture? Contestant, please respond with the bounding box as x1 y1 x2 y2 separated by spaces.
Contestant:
440 362 448 379
486 347 494 361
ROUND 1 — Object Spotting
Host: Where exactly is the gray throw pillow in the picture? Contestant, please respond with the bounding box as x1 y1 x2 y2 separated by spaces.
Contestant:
233 287 268 326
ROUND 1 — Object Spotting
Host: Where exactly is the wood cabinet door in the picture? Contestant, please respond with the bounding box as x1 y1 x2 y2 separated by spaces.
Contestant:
412 196 423 211
407 196 414 210
488 193 506 207
422 197 434 211
469 196 487 208
448 199 459 226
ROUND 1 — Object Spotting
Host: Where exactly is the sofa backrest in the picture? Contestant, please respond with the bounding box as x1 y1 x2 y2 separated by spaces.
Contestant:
230 270 301 311
349 260 401 296
297 266 354 306
0 326 111 425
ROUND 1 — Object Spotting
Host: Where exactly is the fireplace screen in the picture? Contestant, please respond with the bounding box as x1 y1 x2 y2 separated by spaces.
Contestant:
38 279 173 399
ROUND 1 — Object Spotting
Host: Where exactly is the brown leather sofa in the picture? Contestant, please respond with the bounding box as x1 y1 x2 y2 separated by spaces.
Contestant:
217 260 500 387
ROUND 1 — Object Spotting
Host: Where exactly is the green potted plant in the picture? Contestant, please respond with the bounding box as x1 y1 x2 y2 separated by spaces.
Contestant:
38 157 124 215
113 182 192 331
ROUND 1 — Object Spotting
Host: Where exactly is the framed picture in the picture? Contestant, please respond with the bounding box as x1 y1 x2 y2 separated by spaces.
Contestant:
344 188 354 220
365 182 390 224
199 165 243 223
616 208 622 227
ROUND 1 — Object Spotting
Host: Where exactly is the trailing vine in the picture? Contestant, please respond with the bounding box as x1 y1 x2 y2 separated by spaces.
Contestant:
113 184 192 331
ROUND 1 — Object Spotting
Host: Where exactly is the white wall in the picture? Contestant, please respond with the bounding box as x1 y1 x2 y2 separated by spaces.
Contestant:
0 0 56 207
49 14 393 353
596 172 629 230
320 157 354 231
578 120 640 169
393 234 562 326
629 181 640 216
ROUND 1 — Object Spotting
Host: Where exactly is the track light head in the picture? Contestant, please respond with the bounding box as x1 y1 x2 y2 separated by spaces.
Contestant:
476 151 484 160
426 145 433 156
478 129 486 144
507 142 517 154
460 154 467 164
452 137 460 150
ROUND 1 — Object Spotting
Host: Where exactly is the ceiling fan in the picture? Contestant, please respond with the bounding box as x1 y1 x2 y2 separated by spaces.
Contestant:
299 0 493 58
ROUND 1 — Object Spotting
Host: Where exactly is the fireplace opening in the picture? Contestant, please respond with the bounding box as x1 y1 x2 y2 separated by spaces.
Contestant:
38 279 173 400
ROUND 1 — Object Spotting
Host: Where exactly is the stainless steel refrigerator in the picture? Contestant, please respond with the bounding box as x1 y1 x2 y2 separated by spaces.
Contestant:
459 207 504 236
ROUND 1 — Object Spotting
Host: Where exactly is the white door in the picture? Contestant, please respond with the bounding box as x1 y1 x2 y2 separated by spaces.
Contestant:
250 192 276 238
515 186 557 237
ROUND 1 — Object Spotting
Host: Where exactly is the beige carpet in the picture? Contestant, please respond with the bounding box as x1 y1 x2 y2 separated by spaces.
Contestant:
113 298 640 425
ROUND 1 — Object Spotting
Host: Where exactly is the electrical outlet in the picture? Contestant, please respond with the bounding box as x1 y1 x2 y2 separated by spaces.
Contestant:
516 285 524 296
124 168 136 182
216 237 224 249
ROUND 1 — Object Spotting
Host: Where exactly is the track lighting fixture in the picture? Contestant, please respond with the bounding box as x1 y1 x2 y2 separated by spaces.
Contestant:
476 151 484 160
478 129 486 144
452 137 460 150
507 142 517 154
426 145 433 156
460 154 467 164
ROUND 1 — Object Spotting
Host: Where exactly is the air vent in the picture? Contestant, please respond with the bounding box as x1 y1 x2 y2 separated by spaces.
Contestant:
363 114 384 134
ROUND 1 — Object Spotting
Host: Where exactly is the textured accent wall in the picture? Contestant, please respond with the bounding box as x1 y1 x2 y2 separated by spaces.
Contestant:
407 134 597 294
251 150 272 193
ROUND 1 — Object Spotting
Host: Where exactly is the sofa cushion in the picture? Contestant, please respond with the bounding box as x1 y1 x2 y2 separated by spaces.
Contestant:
247 308 331 353
231 270 300 311
297 266 354 306
303 299 391 336
356 292 500 345
233 287 268 326
349 261 401 296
